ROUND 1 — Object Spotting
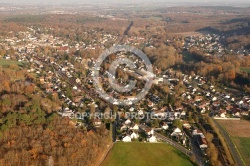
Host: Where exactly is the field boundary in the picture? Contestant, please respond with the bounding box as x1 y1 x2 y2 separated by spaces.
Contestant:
98 142 114 166
215 120 246 166
213 117 240 120
217 122 247 166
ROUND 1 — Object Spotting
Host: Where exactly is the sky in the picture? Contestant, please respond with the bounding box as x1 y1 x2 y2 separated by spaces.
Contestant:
1 0 250 5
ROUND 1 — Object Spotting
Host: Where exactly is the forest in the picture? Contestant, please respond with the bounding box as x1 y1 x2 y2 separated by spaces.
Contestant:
0 65 110 165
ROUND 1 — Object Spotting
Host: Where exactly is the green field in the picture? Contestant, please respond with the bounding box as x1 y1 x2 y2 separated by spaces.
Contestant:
234 137 250 165
240 67 250 73
101 142 194 166
0 59 24 66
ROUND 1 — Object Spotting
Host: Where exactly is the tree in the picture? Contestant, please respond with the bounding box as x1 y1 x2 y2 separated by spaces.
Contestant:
173 119 182 129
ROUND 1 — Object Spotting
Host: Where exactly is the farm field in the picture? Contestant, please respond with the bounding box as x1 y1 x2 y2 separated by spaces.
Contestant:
217 120 250 165
217 120 250 137
101 142 194 166
234 137 250 165
173 31 212 36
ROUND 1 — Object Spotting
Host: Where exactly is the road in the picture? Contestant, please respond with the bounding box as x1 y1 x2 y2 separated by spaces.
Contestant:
139 125 195 156
213 119 245 166
186 133 206 166
139 124 207 166
115 21 133 45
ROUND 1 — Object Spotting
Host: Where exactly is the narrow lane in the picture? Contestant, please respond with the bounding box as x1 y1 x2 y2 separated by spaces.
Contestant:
213 119 245 166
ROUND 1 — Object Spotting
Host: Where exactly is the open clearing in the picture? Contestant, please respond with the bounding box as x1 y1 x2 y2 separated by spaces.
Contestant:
217 119 250 165
182 51 200 63
240 67 250 73
0 59 24 66
173 31 203 36
173 30 212 37
101 142 194 166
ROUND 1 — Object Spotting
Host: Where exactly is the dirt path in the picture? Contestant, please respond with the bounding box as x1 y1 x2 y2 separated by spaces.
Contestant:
93 142 114 166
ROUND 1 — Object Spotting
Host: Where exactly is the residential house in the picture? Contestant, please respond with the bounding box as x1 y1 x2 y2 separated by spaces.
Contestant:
146 128 154 136
125 119 131 125
131 132 139 139
197 135 208 149
171 128 183 137
122 135 132 142
162 123 169 130
192 129 204 137
147 135 157 143
219 110 227 118
130 124 139 130
182 122 191 129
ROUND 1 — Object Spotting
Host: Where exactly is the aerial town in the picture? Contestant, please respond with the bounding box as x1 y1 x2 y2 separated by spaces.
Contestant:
0 1 250 166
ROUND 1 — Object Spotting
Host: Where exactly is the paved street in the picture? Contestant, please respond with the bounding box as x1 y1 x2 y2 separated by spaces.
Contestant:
213 119 245 166
139 124 205 166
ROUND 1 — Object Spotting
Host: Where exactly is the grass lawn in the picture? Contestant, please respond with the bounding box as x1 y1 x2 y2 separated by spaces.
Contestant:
240 67 250 73
101 142 194 166
0 59 25 67
234 137 250 165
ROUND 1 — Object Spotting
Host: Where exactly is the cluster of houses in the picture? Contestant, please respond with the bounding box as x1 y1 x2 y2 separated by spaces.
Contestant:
0 26 120 59
120 120 140 142
119 120 157 143
1 23 249 156
184 33 249 56
124 36 149 46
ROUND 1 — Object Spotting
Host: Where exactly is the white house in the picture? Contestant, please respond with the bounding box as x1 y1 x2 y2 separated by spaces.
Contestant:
146 129 154 136
234 112 240 118
148 135 157 143
129 107 135 112
220 112 226 118
171 128 183 137
76 78 81 84
200 107 206 114
197 135 208 149
131 124 139 130
131 132 139 139
122 136 132 142
181 111 186 116
162 123 169 130
212 97 217 101
192 129 205 137
174 112 180 119
125 119 131 125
